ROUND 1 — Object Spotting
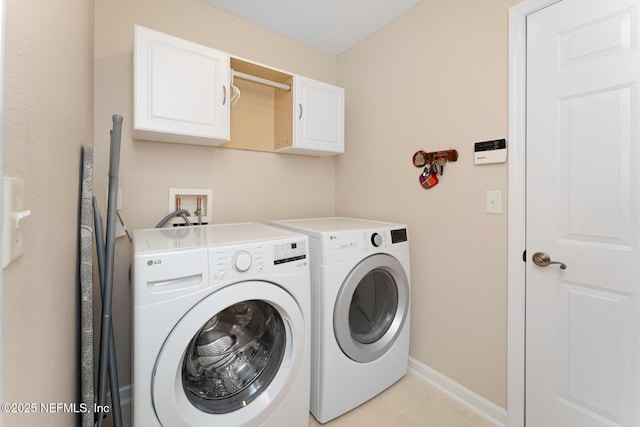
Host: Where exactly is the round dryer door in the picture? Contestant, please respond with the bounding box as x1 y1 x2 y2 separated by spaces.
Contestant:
152 281 305 426
334 254 409 363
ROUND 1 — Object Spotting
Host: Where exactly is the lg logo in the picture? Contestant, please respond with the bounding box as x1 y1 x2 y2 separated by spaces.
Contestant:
147 259 162 266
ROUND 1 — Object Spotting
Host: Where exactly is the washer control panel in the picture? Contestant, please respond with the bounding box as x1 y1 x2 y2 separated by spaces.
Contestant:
232 250 253 272
211 239 307 283
212 245 265 282
274 241 307 265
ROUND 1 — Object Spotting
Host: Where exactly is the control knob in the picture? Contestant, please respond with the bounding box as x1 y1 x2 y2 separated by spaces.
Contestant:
371 233 383 247
232 250 253 272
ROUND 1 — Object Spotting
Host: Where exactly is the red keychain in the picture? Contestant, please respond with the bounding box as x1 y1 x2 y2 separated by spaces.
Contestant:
419 166 439 189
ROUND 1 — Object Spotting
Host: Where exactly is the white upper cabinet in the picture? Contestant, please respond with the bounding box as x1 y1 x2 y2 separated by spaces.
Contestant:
134 25 230 146
132 25 345 155
286 75 345 156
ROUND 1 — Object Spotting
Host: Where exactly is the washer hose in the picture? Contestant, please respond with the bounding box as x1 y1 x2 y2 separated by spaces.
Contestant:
155 209 192 228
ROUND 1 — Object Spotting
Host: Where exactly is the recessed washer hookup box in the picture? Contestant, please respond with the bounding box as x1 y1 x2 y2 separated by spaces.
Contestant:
474 139 507 164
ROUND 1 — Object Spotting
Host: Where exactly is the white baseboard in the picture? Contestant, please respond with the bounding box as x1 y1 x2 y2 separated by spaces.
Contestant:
408 357 507 426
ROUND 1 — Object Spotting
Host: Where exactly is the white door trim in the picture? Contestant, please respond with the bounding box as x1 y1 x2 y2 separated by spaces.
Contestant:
0 1 6 423
507 1 562 426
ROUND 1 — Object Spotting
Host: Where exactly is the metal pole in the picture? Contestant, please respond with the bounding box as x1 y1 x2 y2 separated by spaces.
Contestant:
92 198 123 427
95 115 123 426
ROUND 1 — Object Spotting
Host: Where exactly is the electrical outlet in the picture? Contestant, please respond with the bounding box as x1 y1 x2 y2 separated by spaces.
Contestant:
169 188 213 225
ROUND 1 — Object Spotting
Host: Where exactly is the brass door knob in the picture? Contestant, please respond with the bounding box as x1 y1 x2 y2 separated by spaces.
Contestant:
532 252 567 270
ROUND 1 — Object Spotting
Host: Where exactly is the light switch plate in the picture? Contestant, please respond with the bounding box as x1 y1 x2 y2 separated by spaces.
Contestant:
485 190 502 214
3 177 31 268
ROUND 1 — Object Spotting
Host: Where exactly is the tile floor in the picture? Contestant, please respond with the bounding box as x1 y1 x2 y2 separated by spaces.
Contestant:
103 373 497 427
307 374 497 427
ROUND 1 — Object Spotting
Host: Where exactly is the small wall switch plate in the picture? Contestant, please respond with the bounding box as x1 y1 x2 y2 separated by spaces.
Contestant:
3 177 31 268
485 190 502 214
169 188 213 225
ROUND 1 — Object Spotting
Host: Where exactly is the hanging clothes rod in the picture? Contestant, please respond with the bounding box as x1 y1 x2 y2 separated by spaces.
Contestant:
232 69 291 91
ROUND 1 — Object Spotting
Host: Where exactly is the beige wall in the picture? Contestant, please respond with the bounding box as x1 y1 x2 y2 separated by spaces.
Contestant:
94 0 339 390
336 0 520 407
3 0 94 425
2 0 519 417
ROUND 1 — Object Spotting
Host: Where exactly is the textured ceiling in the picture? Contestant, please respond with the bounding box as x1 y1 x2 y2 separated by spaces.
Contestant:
202 0 424 55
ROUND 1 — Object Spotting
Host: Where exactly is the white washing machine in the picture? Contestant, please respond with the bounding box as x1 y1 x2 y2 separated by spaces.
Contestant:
269 217 411 423
131 223 311 427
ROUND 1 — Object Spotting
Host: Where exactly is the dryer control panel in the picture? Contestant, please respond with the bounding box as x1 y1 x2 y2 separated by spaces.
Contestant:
318 227 409 264
391 228 408 244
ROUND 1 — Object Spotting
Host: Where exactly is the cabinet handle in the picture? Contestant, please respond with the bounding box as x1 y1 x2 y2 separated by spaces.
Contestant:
298 103 303 120
222 85 227 106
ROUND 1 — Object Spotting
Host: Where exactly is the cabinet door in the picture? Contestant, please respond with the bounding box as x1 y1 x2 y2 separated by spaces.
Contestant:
134 25 230 146
293 75 344 154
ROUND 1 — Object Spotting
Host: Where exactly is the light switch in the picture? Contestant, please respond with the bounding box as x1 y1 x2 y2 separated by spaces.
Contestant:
485 190 502 214
3 177 31 268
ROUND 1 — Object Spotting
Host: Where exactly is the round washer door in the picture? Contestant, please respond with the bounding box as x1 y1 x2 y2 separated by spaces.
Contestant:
152 281 305 427
334 254 409 363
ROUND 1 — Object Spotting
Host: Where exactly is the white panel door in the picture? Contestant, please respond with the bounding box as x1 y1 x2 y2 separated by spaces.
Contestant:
526 0 640 425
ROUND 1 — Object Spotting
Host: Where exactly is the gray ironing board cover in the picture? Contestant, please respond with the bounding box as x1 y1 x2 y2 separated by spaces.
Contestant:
80 144 94 426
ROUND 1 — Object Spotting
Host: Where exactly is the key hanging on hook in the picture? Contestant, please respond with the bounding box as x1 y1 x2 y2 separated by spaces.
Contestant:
438 158 446 176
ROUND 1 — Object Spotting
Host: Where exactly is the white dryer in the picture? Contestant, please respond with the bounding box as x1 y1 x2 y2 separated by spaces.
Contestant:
131 223 310 427
269 217 411 423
